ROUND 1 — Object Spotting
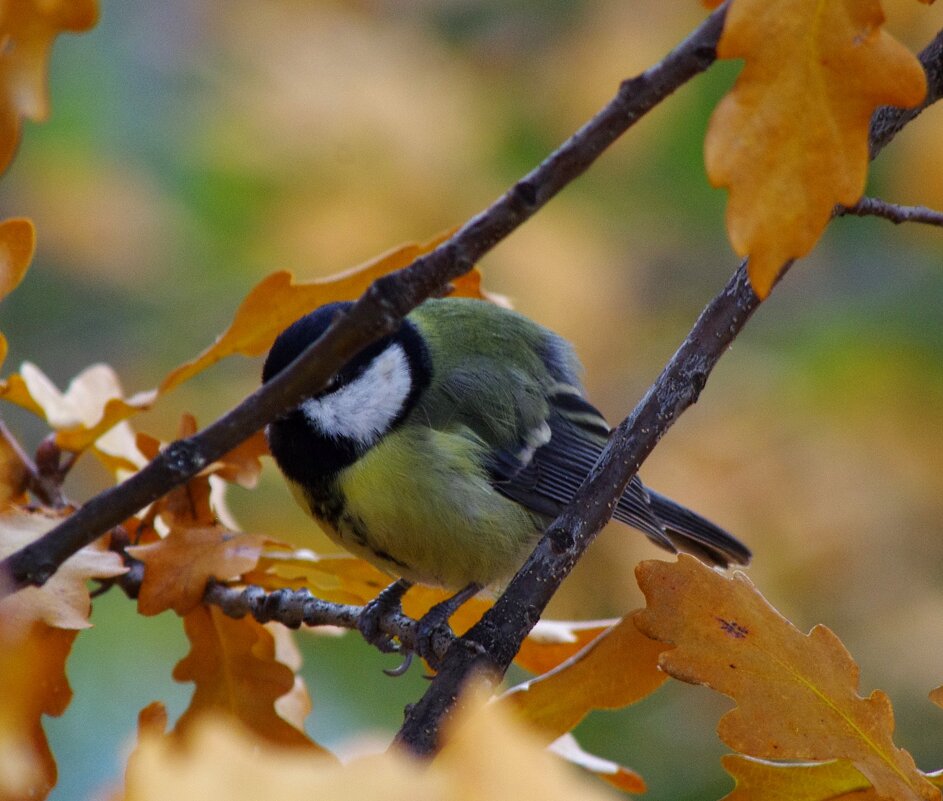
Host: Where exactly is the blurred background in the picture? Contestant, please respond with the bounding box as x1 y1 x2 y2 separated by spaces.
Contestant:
2 0 943 798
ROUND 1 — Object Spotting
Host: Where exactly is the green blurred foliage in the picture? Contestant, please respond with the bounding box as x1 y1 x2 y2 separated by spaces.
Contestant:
2 1 943 799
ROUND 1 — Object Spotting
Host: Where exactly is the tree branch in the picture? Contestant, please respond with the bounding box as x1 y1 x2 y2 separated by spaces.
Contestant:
837 196 943 228
0 2 729 594
392 24 943 757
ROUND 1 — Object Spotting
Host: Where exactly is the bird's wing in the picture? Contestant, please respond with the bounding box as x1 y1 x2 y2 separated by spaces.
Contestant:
485 386 674 549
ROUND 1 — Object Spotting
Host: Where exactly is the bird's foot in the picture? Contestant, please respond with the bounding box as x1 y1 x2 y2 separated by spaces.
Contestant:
358 578 411 657
415 582 482 672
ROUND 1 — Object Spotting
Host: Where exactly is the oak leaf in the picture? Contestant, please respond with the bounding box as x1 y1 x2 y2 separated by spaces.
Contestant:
548 734 646 795
160 231 498 393
514 618 618 675
0 426 29 509
634 556 939 801
0 218 35 301
0 622 75 801
0 2 98 175
128 528 264 616
705 0 927 297
172 605 324 752
722 755 877 800
0 362 153 469
502 616 668 741
0 510 126 631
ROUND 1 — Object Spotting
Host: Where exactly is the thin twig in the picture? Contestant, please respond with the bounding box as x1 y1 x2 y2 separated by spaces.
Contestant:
0 2 729 594
837 196 943 228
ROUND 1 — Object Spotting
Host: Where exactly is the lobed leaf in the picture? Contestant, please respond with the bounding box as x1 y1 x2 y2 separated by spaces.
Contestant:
129 528 265 616
634 556 939 801
0 510 126 631
0 2 98 175
172 605 325 753
705 0 927 297
159 231 491 393
502 616 668 741
0 622 75 801
0 218 35 302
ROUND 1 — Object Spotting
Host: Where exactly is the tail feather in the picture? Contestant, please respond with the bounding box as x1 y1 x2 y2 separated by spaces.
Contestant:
645 489 751 568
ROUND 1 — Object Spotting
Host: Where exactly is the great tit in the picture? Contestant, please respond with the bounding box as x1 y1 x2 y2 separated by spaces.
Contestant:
262 298 750 652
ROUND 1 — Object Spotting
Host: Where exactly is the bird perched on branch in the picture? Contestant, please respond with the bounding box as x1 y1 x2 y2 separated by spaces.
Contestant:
263 298 750 665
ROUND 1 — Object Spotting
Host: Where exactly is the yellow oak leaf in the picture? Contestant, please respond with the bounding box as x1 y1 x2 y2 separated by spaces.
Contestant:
0 1 98 174
0 510 126 632
172 605 324 753
634 556 939 801
121 685 622 801
159 231 496 393
705 0 927 297
0 218 35 301
434 683 618 801
128 528 264 616
501 616 668 742
0 621 75 801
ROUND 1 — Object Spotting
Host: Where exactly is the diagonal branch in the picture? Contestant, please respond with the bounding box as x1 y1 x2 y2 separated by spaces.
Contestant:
0 2 729 594
392 24 943 756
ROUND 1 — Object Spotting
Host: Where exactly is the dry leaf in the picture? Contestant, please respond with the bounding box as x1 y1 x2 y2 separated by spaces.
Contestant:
172 606 323 752
514 618 619 676
0 622 75 801
722 755 876 801
120 684 626 801
0 426 29 509
0 2 98 174
0 362 153 467
705 0 927 297
122 715 423 801
0 218 35 301
502 616 668 741
128 528 264 616
434 683 618 801
0 510 126 632
634 556 938 801
548 733 646 795
160 231 491 393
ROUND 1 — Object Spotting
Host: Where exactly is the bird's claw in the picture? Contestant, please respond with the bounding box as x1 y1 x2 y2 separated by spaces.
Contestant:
357 578 411 655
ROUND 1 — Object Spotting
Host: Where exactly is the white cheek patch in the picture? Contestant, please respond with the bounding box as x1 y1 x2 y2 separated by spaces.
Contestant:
301 343 412 446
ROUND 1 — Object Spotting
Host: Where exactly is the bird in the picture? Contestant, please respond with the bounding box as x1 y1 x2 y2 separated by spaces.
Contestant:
262 297 750 665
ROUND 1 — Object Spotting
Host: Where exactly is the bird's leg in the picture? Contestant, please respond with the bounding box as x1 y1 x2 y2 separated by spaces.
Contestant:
416 582 483 671
358 578 412 655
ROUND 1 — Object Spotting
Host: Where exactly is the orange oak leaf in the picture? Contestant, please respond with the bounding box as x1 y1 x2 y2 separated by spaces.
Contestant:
634 556 939 801
159 231 496 393
705 0 927 297
502 616 668 742
128 528 264 616
172 605 324 753
548 734 646 795
0 510 126 632
0 622 75 801
0 1 98 175
514 618 618 676
722 755 879 801
0 218 35 301
0 426 29 509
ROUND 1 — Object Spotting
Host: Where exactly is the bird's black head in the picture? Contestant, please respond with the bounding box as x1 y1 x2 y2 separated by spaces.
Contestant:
262 302 431 485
